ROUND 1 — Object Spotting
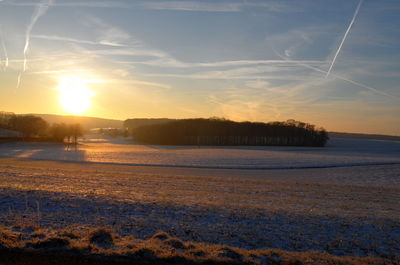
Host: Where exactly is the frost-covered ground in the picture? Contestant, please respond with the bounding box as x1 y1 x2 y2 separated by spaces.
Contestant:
0 162 400 257
0 137 400 169
0 138 399 259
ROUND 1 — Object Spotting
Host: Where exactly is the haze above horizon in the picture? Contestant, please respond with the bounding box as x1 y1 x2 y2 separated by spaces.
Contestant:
0 0 399 136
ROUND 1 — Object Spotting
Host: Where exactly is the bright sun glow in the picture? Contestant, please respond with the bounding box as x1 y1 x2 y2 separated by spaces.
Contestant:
57 76 94 115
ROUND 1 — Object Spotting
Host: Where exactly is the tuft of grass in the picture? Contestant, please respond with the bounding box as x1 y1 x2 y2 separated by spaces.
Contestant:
164 238 187 250
217 247 243 260
150 231 170 241
131 248 156 260
26 237 70 250
88 229 114 249
57 231 79 239
0 230 23 248
189 249 206 257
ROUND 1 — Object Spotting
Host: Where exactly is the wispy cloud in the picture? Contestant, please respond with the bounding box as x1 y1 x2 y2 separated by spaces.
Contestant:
197 59 318 68
207 85 287 122
67 16 170 59
144 72 315 81
79 15 133 47
29 69 87 75
2 1 128 8
78 47 168 58
141 1 242 12
245 80 270 89
141 1 299 12
0 25 8 71
142 59 323 81
120 55 325 69
32 34 126 47
106 79 170 89
4 0 298 13
326 0 363 77
17 0 53 88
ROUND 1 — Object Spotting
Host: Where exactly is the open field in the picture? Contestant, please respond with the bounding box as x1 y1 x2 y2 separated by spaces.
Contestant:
1 137 400 169
0 138 400 263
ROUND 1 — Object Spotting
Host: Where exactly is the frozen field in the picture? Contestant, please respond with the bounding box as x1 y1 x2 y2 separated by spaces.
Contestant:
1 137 400 169
0 138 400 259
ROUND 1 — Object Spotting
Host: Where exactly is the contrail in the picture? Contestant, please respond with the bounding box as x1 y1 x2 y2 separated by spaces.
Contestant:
0 25 8 71
273 49 395 98
300 61 393 98
23 0 53 71
16 74 22 89
326 0 363 78
17 0 53 88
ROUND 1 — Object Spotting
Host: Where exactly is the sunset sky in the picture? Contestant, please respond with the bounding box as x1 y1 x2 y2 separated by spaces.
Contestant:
0 0 399 135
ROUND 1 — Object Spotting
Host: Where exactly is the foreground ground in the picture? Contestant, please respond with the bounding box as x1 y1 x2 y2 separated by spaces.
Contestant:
0 156 399 264
1 227 397 265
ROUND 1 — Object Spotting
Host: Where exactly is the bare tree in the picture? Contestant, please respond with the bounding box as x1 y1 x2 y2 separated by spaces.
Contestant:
8 115 48 138
0 111 16 129
68 123 83 145
49 123 69 142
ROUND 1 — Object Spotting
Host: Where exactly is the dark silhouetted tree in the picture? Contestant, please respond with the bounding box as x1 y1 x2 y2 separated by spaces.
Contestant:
49 123 70 142
0 111 16 129
8 115 48 138
68 123 83 144
131 118 329 147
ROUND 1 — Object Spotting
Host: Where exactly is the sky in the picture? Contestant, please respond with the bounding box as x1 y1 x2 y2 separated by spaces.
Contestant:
0 0 399 135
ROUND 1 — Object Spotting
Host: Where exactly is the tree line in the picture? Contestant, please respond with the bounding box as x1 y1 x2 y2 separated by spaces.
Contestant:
123 118 173 133
131 118 329 147
0 111 83 143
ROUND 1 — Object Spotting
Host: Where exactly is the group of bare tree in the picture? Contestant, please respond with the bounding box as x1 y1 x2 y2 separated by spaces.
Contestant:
48 123 83 144
131 118 329 147
0 111 83 143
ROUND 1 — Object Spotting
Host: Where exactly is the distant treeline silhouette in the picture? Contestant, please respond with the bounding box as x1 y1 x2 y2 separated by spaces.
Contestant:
0 111 82 143
130 118 329 147
124 118 173 133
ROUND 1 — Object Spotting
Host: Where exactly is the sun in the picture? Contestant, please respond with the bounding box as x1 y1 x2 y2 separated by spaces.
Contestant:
57 76 94 115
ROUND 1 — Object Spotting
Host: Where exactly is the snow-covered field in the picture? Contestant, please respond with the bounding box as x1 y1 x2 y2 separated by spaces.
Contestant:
0 137 399 259
1 137 400 169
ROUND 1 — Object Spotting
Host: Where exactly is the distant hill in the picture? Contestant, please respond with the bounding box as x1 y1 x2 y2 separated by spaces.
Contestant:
329 131 400 141
29 114 123 130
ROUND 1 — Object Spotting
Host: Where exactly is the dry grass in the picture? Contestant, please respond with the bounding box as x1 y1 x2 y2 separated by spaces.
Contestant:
0 226 398 265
